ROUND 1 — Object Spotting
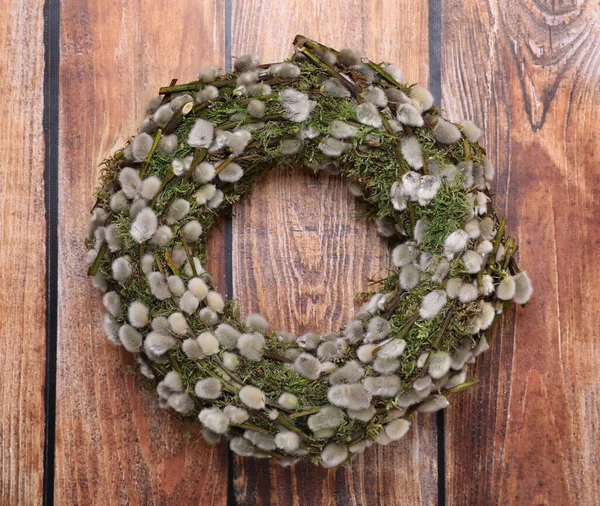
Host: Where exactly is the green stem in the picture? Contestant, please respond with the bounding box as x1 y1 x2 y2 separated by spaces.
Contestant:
164 250 179 275
185 148 207 180
363 60 405 90
275 414 311 441
87 242 107 276
163 102 193 135
297 45 360 100
216 114 285 131
236 422 272 434
289 406 321 419
263 349 293 364
139 129 162 179
150 170 176 207
179 231 197 277
154 253 179 306
372 313 418 355
407 201 416 235
443 378 480 395
214 157 234 175
502 237 516 271
168 353 182 374
490 217 506 262
433 305 455 349
159 81 203 95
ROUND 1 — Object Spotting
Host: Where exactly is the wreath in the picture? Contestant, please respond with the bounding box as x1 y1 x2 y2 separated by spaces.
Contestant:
86 35 532 468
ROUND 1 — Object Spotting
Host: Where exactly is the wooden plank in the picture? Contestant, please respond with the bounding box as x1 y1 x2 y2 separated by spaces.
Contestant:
441 1 600 504
230 4 438 505
0 1 46 504
56 1 229 504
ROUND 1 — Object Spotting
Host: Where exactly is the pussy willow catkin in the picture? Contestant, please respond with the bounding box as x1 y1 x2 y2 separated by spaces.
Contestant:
86 35 532 468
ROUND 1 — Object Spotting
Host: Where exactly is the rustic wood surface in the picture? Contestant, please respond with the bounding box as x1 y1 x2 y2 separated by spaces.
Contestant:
56 1 228 505
441 1 600 505
2 0 600 504
229 3 438 505
0 1 46 505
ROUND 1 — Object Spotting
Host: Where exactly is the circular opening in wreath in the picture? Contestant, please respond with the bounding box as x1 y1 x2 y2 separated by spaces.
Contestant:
228 165 391 335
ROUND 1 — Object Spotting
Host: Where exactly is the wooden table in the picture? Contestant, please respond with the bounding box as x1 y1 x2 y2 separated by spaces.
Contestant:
2 0 599 504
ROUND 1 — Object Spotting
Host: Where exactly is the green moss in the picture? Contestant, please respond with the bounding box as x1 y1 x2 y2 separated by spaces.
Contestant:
88 39 518 465
416 178 471 254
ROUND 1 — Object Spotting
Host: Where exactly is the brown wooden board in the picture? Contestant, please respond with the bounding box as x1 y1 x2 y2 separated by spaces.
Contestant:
56 1 229 504
229 3 439 505
441 1 600 504
0 1 46 504
4 0 600 503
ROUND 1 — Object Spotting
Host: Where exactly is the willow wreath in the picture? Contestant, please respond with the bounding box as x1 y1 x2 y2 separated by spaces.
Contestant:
86 35 532 468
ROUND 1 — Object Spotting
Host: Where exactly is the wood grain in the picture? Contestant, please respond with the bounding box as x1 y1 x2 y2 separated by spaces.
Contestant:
441 1 600 504
0 1 46 504
230 4 438 505
56 1 229 504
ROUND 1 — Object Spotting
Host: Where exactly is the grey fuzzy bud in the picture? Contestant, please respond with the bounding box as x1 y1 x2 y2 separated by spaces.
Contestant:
410 85 434 112
153 104 174 127
328 360 365 385
188 118 215 149
110 191 129 214
144 331 177 356
321 443 348 468
396 103 424 127
179 290 199 315
365 317 391 342
158 134 178 155
461 120 481 143
356 102 382 128
328 383 372 410
147 272 170 301
237 332 265 361
319 137 351 157
199 307 219 326
131 133 154 162
292 353 321 380
214 323 241 350
198 66 219 83
245 313 269 333
343 320 364 344
102 314 120 345
199 407 229 434
195 377 222 399
363 375 401 397
234 54 260 72
329 120 357 139
428 351 452 379
434 119 461 144
269 62 301 78
323 78 351 98
364 87 388 108
102 291 122 318
182 338 204 360
197 85 219 102
418 395 450 413
119 167 141 199
513 271 533 305
166 198 190 225
400 135 424 170
308 406 345 431
168 393 194 414
130 208 157 243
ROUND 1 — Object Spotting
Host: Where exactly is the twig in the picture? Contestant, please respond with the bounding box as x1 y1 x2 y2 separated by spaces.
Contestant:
87 242 107 276
139 129 162 178
179 231 197 277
